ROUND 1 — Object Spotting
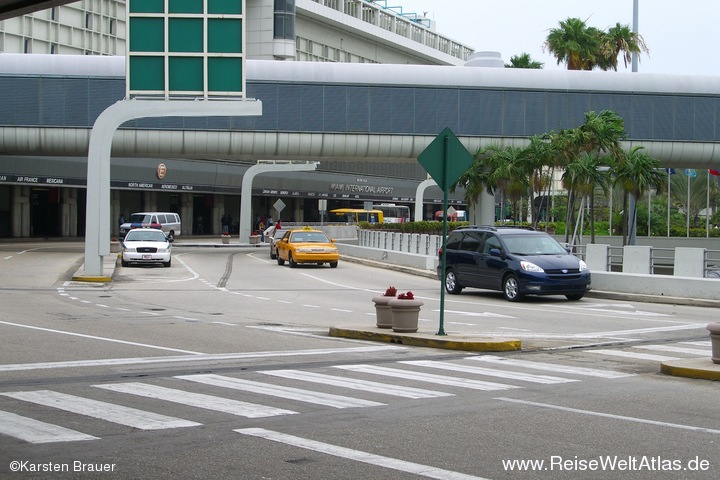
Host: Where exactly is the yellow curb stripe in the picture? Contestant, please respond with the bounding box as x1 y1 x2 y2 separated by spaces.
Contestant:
660 363 720 381
328 327 521 352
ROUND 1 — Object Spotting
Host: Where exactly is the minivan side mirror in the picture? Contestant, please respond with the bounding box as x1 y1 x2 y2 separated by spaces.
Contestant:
488 248 502 257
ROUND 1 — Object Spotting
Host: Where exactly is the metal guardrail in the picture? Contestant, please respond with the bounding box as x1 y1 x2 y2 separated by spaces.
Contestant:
353 229 720 278
706 249 720 278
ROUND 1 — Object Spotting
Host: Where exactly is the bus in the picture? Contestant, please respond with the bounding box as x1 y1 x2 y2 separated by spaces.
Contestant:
372 204 410 223
329 208 384 224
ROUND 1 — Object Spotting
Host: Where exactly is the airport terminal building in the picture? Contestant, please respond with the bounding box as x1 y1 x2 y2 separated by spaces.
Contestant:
3 1 720 240
0 0 476 238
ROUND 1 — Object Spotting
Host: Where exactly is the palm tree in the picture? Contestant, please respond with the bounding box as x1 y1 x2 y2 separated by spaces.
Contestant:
574 110 626 242
520 135 555 227
453 145 530 224
544 17 600 70
602 23 649 71
545 17 649 71
562 153 612 244
613 146 666 245
505 53 544 69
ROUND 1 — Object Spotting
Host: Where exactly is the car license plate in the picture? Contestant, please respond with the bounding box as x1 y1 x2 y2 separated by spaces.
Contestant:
143 254 151 260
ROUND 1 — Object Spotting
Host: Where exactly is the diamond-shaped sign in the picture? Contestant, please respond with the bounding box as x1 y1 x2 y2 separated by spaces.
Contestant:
273 199 286 213
417 127 474 192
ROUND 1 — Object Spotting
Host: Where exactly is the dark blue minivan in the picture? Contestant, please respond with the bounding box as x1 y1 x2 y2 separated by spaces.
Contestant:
437 226 591 302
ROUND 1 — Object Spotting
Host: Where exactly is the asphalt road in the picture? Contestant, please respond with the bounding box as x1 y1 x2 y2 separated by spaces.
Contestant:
0 242 717 479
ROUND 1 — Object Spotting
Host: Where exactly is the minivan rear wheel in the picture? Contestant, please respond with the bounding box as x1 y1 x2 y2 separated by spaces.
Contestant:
565 293 584 301
444 269 463 294
502 274 523 302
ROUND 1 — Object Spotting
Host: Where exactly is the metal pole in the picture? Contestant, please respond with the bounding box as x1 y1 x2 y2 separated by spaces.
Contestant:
437 135 449 336
707 171 711 237
667 170 671 237
632 0 639 72
687 173 691 237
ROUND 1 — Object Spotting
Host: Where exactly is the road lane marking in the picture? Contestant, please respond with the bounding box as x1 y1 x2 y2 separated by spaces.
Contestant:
496 397 720 435
634 344 710 356
467 356 633 379
582 323 708 337
588 350 680 362
235 428 490 480
402 360 577 384
176 374 384 409
261 370 454 399
0 346 404 372
0 410 98 444
334 365 519 391
1 390 200 430
95 383 296 418
0 320 204 355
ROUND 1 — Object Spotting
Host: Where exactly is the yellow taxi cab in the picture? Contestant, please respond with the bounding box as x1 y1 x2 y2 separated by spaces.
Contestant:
275 227 339 268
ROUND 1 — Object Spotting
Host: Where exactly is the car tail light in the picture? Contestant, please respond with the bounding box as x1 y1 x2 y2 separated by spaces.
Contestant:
437 247 443 258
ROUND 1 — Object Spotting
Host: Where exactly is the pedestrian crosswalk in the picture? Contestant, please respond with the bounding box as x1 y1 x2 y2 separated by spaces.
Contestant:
0 343 709 445
589 340 711 363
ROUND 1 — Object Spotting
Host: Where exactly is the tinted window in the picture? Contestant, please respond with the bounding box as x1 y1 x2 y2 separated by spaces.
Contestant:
459 232 484 252
484 234 502 253
158 215 167 223
445 231 463 250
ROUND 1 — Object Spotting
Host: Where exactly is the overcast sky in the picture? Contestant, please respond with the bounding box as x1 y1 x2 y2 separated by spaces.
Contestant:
401 0 720 76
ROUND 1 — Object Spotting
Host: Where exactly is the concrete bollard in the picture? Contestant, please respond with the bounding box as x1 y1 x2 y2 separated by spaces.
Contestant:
708 323 720 364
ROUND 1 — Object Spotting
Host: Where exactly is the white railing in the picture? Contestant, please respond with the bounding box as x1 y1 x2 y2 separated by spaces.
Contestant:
308 0 473 62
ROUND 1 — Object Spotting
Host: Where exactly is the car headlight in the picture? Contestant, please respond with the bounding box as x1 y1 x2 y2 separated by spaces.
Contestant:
124 247 136 253
578 260 588 272
520 261 544 273
157 247 169 253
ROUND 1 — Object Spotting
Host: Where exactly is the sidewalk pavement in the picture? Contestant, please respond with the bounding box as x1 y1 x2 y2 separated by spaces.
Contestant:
70 237 720 382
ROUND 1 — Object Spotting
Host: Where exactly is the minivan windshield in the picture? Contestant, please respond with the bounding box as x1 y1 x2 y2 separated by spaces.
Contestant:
503 234 567 255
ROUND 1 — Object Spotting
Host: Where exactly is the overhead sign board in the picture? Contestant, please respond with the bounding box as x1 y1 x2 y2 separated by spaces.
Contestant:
127 0 246 99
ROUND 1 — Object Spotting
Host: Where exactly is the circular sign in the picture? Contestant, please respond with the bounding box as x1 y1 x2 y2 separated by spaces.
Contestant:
157 163 167 179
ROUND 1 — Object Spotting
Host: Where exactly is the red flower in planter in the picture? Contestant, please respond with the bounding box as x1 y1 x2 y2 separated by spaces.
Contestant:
397 291 414 300
384 286 397 297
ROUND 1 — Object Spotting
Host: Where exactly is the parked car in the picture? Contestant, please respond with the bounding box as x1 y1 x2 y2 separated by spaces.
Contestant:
119 212 181 239
121 228 173 268
275 227 339 268
437 226 591 302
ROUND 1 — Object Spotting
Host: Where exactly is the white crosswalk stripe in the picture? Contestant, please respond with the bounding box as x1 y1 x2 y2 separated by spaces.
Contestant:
333 364 520 391
94 382 297 418
0 390 200 430
634 344 710 356
260 369 454 399
588 350 680 362
175 374 385 408
401 360 579 384
466 355 634 379
0 410 98 444
587 341 710 363
2 355 644 446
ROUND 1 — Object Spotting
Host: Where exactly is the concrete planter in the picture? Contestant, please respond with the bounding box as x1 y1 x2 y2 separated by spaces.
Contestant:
221 235 230 244
372 295 394 328
707 322 720 364
389 298 423 333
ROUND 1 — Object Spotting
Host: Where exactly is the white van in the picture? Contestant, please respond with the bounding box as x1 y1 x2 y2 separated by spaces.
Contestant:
119 212 181 239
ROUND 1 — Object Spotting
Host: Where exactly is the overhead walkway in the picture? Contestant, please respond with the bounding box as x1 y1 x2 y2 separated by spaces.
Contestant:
1 55 720 168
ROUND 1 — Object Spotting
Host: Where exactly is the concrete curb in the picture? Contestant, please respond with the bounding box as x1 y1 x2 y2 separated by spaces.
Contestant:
329 325 521 352
660 358 720 381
